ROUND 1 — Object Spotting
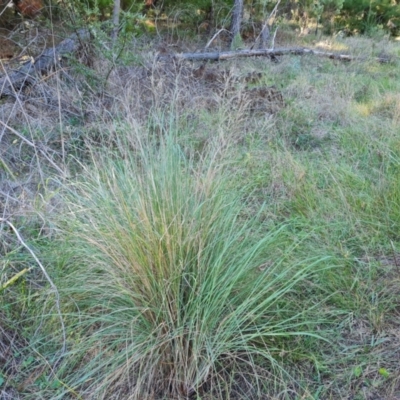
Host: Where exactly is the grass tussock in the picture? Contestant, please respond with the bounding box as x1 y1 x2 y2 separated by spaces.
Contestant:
46 135 331 399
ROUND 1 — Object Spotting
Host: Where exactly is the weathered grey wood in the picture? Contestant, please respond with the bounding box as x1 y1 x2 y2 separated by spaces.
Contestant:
112 0 121 43
157 47 391 64
0 29 91 98
229 0 244 47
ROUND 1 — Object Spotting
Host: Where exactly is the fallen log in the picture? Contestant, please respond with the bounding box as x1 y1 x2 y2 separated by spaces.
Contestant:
0 29 91 98
157 47 392 64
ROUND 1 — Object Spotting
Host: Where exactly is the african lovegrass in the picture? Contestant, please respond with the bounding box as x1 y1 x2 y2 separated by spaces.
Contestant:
46 134 331 399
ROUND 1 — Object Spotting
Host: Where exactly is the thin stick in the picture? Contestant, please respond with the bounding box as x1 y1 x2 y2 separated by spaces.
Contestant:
270 26 278 50
205 29 229 50
390 240 399 272
0 0 13 18
0 119 66 177
0 218 66 363
253 0 281 49
0 118 35 147
267 0 281 21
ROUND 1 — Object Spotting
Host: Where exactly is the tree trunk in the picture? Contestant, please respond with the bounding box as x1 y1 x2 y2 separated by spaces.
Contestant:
112 0 120 43
230 0 244 47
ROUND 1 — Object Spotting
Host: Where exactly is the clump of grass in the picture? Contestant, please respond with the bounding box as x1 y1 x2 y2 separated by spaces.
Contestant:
46 133 331 399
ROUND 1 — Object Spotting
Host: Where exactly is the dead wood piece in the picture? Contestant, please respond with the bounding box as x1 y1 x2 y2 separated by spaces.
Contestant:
157 47 392 64
0 29 91 99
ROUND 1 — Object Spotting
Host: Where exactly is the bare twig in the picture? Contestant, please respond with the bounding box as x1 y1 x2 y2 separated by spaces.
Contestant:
390 240 400 272
0 118 35 147
0 0 13 18
267 0 281 23
0 119 66 177
205 29 229 50
270 26 278 50
254 0 281 49
0 218 66 364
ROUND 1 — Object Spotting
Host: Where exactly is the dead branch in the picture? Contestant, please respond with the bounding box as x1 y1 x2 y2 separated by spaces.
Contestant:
0 28 91 98
157 47 392 64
